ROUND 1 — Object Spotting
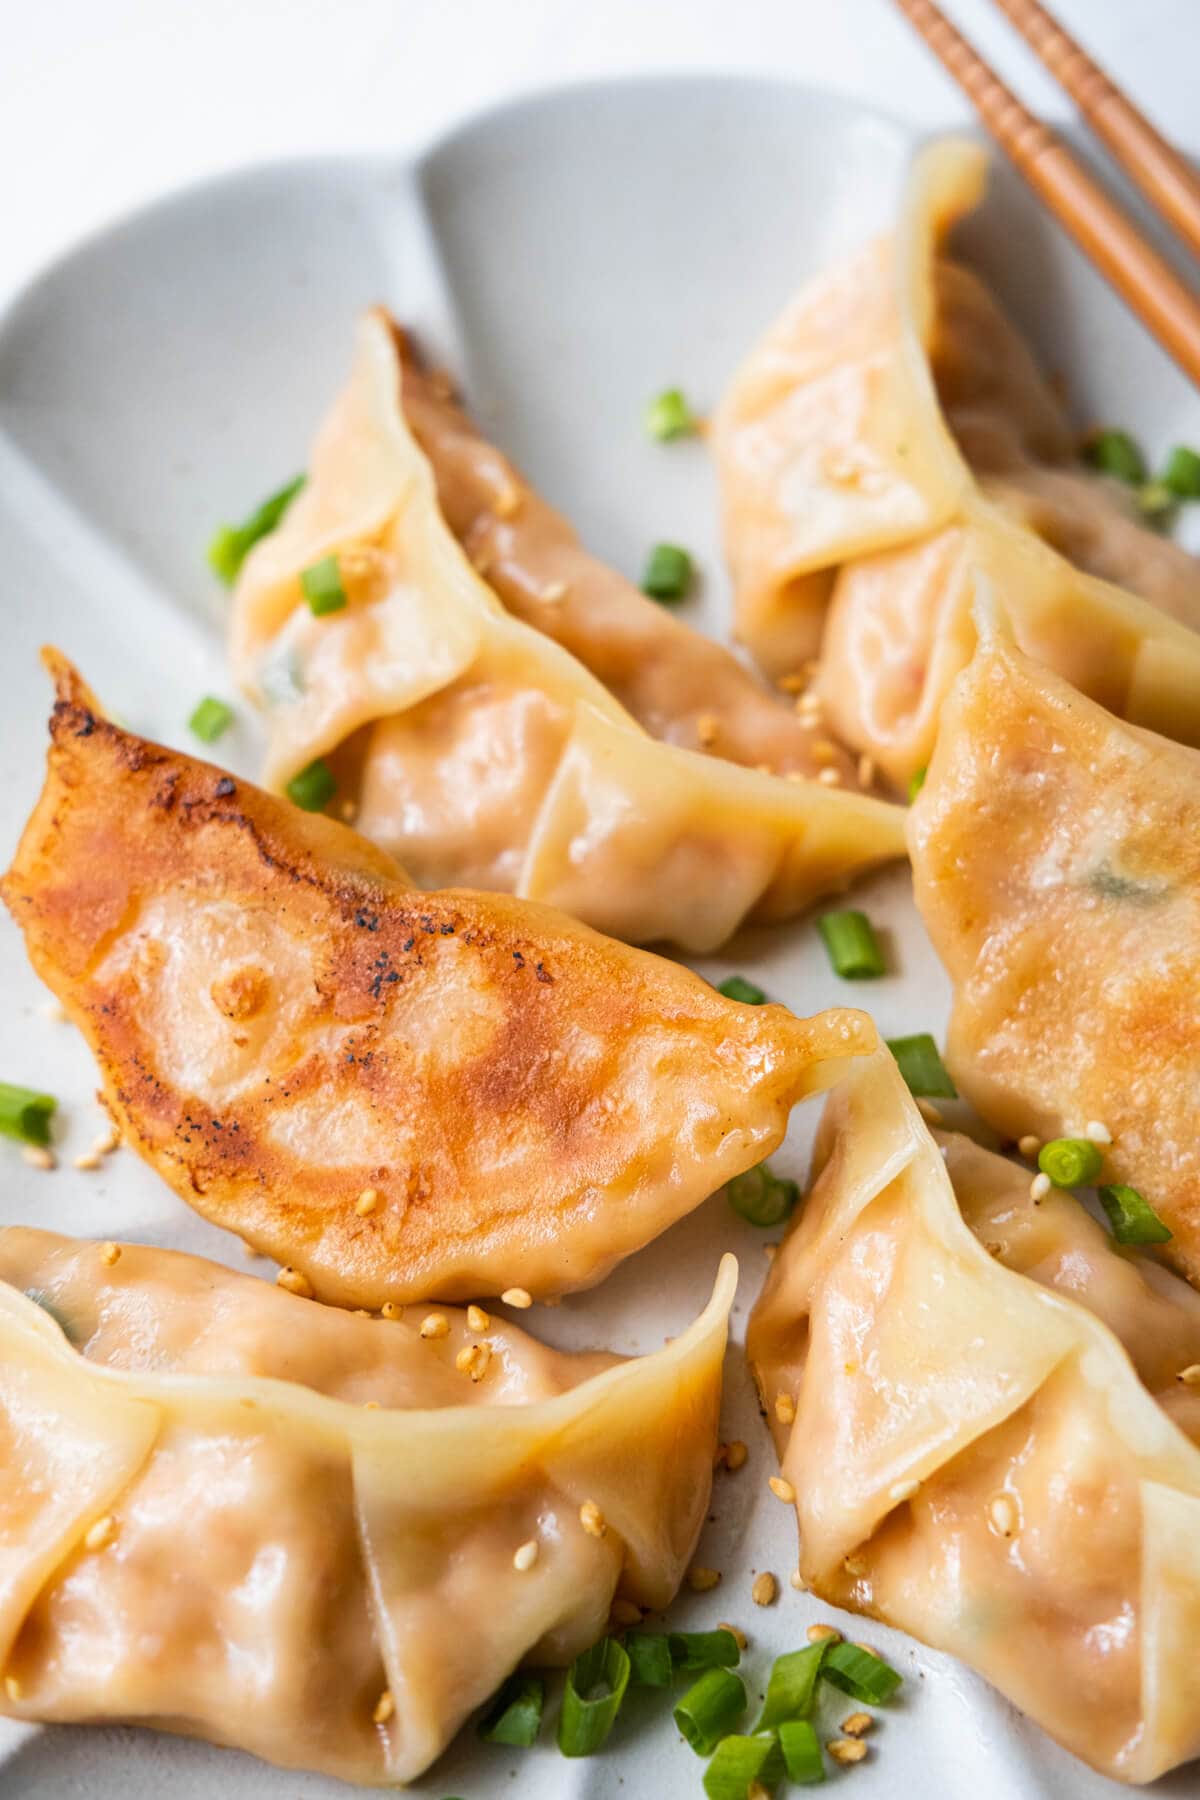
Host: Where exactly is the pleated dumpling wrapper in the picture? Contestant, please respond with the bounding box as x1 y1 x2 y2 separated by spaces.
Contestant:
747 1049 1200 1784
713 136 1200 787
909 623 1200 1285
388 320 865 788
227 310 904 953
2 656 876 1306
0 1226 735 1786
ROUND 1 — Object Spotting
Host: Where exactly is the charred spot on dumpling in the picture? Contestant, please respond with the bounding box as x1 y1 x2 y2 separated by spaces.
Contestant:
209 965 272 1021
1087 862 1171 906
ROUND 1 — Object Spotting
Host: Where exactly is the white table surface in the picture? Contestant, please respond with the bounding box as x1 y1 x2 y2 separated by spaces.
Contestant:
2 0 1195 313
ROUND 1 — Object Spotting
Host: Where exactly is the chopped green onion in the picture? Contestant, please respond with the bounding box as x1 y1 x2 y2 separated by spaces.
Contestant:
726 1162 798 1228
646 388 697 442
188 696 235 744
822 1640 902 1705
558 1636 631 1757
674 1668 747 1757
1137 481 1176 529
669 1628 742 1671
717 975 768 1005
625 1632 673 1687
886 1033 957 1099
1098 1183 1172 1246
300 553 348 616
208 474 305 585
285 758 336 813
907 766 927 802
0 1083 58 1147
477 1672 544 1746
642 543 693 602
1037 1137 1103 1189
778 1717 826 1783
1163 444 1200 499
703 1732 784 1799
1083 428 1145 485
754 1643 827 1731
817 910 885 980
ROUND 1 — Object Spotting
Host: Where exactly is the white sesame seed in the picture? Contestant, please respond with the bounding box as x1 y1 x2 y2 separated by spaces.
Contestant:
763 1244 777 1261
42 1000 68 1023
807 1623 841 1643
789 1569 808 1591
842 1712 874 1737
380 1301 403 1321
500 1287 533 1309
73 1151 101 1171
513 1539 539 1572
419 1312 449 1339
21 1146 55 1171
774 1393 796 1425
99 1242 121 1268
1085 1120 1112 1145
276 1267 313 1299
723 1439 749 1471
339 799 359 823
1179 1365 1200 1385
768 1475 796 1504
363 1400 380 1411
989 1494 1018 1537
816 766 841 786
372 1689 394 1725
696 714 719 748
828 1737 868 1765
1017 1134 1041 1158
84 1515 116 1552
688 1565 721 1592
752 1571 778 1606
889 1478 920 1502
355 1188 379 1216
717 1622 749 1650
810 737 838 764
857 754 876 788
493 484 521 519
541 581 569 604
1030 1172 1051 1202
579 1500 607 1539
3 1675 21 1702
467 1304 490 1333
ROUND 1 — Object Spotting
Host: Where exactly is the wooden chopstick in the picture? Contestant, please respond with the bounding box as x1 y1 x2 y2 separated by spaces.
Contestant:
892 0 1200 390
991 0 1200 260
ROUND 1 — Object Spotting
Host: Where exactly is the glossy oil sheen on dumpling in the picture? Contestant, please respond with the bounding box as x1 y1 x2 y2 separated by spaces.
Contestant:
0 1227 735 1786
2 656 877 1307
714 136 1200 787
389 321 864 787
227 310 904 952
909 625 1200 1287
747 1050 1200 1784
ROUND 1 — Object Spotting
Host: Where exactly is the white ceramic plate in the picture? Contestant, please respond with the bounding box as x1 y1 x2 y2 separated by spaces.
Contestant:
0 73 1197 1800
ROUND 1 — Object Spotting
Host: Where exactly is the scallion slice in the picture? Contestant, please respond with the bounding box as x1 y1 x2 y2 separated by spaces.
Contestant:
477 1672 544 1746
674 1668 747 1757
300 553 348 616
886 1033 957 1099
625 1631 673 1687
821 1640 902 1705
1163 444 1200 499
188 696 235 744
1098 1183 1172 1246
1037 1137 1103 1189
754 1643 827 1731
646 388 697 442
208 474 305 585
1137 480 1176 529
717 975 768 1006
817 910 885 980
1083 428 1145 485
779 1717 826 1783
669 1628 742 1671
641 543 693 602
558 1636 631 1757
726 1162 798 1228
907 766 927 802
285 758 336 813
0 1083 58 1148
703 1732 784 1799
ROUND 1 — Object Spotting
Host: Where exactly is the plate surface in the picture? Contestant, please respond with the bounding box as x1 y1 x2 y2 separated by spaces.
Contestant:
0 73 1196 1800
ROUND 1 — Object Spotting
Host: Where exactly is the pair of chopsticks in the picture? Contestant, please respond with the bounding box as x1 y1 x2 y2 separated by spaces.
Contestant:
893 0 1200 389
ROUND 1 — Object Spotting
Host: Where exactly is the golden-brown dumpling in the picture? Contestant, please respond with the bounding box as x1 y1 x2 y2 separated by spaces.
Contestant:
714 136 1200 787
0 1227 735 1786
909 624 1200 1286
748 1049 1200 1784
228 311 905 951
2 655 876 1307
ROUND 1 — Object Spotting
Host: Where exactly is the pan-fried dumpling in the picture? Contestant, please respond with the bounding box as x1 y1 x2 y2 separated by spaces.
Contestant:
909 624 1200 1286
228 311 904 951
714 136 1200 785
747 1049 1200 1784
2 656 876 1307
0 1226 735 1786
389 323 864 786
